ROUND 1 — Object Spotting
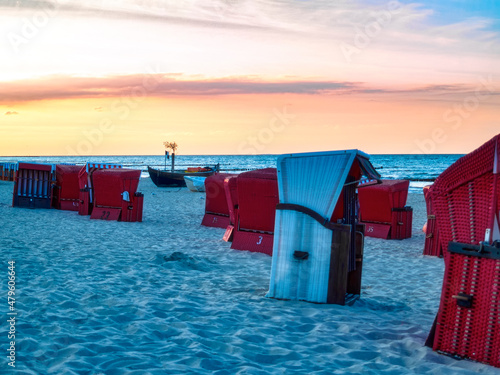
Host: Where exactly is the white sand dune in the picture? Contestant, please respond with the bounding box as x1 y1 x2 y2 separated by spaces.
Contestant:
1 178 499 374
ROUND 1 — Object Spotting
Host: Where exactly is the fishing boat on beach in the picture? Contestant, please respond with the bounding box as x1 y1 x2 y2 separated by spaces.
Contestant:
148 141 219 187
148 165 218 187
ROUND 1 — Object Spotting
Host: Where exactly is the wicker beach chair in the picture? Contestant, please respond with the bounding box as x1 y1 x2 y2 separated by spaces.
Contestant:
12 163 55 209
267 150 380 305
230 168 279 255
53 165 82 211
427 134 500 368
358 179 413 240
78 163 122 216
201 173 235 228
90 168 143 222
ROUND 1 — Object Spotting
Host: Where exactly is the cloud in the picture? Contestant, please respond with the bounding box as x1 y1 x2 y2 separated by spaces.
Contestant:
4 111 19 115
1 74 498 105
0 74 360 102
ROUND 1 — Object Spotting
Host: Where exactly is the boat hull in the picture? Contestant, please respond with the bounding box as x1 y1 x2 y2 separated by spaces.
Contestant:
148 166 216 187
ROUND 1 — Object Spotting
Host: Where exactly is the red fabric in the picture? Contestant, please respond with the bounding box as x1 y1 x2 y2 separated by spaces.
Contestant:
56 165 81 200
358 180 409 223
231 231 273 256
92 169 141 208
204 174 235 216
237 168 278 233
390 208 413 240
18 163 52 172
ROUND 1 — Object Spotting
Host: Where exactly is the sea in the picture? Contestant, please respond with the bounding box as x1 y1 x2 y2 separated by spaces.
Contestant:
0 154 463 194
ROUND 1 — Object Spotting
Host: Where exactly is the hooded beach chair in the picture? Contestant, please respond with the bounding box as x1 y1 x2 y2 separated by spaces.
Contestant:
230 168 279 256
426 134 500 368
12 163 56 209
357 179 413 239
53 165 82 211
78 163 122 216
267 150 380 305
90 168 144 222
201 173 235 228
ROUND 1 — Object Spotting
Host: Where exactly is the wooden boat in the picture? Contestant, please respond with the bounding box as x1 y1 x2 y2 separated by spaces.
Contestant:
147 165 218 187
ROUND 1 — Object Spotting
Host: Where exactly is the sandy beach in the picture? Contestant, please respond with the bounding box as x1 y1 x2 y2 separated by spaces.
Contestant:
1 177 499 375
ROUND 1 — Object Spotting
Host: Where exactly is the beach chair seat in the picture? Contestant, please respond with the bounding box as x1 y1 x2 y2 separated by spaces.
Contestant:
77 163 122 216
53 165 82 211
201 173 235 228
358 179 413 239
422 185 443 257
12 163 55 209
231 168 279 255
90 168 143 222
427 133 500 368
267 150 380 305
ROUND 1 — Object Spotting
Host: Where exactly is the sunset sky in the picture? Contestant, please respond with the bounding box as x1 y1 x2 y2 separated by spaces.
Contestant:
0 0 498 156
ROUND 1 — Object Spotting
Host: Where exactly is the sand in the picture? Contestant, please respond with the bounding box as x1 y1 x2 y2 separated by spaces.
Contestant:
1 178 499 374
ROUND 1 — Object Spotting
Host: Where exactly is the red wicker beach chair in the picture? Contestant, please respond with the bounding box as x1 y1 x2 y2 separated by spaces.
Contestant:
12 163 55 209
231 168 279 255
90 169 143 222
422 185 443 257
201 173 235 228
427 134 500 368
77 163 122 216
358 179 413 239
53 165 82 211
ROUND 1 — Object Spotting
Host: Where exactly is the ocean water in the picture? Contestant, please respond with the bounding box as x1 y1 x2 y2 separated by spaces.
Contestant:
0 154 463 194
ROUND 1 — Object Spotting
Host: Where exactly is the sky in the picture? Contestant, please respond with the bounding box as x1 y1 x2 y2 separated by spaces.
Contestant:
0 0 499 156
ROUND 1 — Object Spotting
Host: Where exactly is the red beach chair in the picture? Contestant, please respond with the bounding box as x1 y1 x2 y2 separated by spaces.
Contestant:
201 174 235 228
231 168 279 255
358 179 413 239
78 163 122 216
90 169 143 222
422 185 443 257
53 165 82 211
12 163 55 209
427 134 500 368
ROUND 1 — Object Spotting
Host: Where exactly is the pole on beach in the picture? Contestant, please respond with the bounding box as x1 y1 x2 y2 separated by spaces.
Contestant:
172 153 175 172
